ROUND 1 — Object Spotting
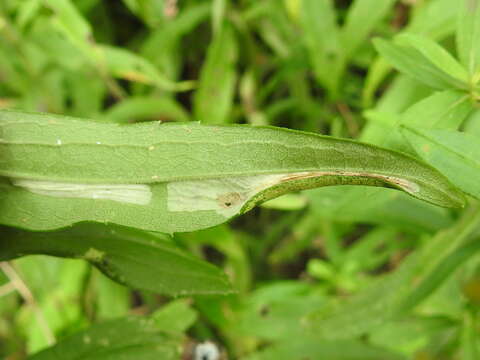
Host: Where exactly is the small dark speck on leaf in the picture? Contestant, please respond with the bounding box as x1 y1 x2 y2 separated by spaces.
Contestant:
259 305 270 317
217 192 243 209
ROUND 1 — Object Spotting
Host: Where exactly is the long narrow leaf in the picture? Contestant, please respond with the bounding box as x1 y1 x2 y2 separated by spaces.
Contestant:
0 110 464 234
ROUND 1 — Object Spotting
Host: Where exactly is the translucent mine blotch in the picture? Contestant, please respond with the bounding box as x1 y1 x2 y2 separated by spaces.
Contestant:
12 179 152 205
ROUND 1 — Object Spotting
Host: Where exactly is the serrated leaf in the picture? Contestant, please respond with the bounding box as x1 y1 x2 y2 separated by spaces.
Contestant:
0 110 464 234
0 223 233 296
401 126 480 198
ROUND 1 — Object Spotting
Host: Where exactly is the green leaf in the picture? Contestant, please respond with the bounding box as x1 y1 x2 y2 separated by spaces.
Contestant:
212 0 228 35
0 110 464 234
141 3 210 79
27 316 181 360
456 0 480 77
369 316 456 356
152 299 197 335
16 0 41 28
307 187 454 233
407 0 459 39
237 282 325 341
381 89 472 152
397 34 469 82
260 193 308 211
305 253 420 339
374 34 468 90
13 257 88 353
193 24 238 124
0 223 233 296
42 0 92 45
96 45 194 91
341 0 396 58
122 0 165 27
102 96 190 123
397 205 480 313
399 238 480 314
301 0 343 97
401 126 480 198
243 339 405 360
399 90 471 130
461 310 480 360
361 75 432 145
93 268 130 320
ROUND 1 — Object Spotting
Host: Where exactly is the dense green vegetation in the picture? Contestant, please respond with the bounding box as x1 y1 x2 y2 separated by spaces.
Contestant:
1 0 480 359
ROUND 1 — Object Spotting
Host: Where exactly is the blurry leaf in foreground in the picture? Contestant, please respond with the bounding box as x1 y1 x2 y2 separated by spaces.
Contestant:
243 338 405 360
0 223 233 296
27 316 181 360
402 127 480 199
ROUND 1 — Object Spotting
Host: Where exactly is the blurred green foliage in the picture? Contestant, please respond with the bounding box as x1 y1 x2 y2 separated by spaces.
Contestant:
1 0 480 359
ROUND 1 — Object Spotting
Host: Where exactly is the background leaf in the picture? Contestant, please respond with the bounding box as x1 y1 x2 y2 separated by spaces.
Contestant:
300 0 342 97
456 0 480 76
193 24 238 124
28 316 181 360
374 35 468 90
402 127 480 199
